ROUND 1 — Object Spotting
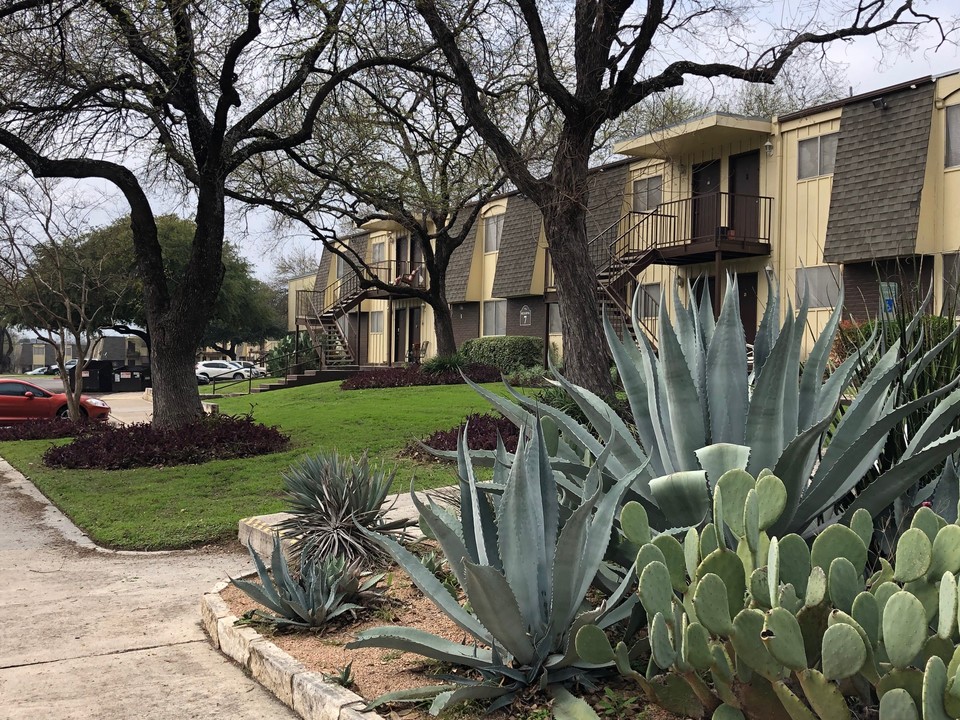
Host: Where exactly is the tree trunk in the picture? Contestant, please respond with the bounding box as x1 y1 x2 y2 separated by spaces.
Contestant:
150 317 204 427
541 201 616 401
431 299 458 357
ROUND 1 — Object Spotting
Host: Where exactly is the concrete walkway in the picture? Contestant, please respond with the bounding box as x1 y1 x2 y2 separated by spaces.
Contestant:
0 462 295 719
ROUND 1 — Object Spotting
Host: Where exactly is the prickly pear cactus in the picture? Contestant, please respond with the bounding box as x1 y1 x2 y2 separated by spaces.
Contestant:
575 469 960 720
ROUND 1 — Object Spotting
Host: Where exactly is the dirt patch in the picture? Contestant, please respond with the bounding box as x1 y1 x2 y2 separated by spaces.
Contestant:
220 567 681 720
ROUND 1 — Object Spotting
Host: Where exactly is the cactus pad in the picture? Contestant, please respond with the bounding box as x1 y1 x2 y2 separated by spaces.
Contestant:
811 524 867 576
797 668 852 720
639 560 674 620
652 533 688 592
731 608 785 681
779 533 811 599
922 655 951 720
821 622 867 680
894 527 933 583
939 571 957 640
574 624 615 665
762 606 808 671
694 572 734 636
879 688 919 720
697 548 746 621
716 469 755 536
650 611 677 669
851 591 880 647
828 557 860 614
912 506 942 543
755 474 787 530
620 501 651 545
883 590 927 669
850 508 874 550
931 524 960 577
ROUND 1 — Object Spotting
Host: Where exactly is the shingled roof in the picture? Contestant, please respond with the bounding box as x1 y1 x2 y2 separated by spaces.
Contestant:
492 196 543 297
585 161 631 241
445 214 479 303
823 83 934 264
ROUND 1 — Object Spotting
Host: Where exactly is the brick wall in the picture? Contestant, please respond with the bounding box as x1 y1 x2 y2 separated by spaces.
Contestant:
505 297 546 337
451 302 480 347
841 256 933 321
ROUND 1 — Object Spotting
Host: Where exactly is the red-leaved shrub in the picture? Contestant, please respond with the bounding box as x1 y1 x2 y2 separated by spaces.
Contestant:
43 414 290 469
0 418 109 441
341 363 500 390
403 413 520 460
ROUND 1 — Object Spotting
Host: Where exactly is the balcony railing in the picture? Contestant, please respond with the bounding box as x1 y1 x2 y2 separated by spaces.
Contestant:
296 261 427 322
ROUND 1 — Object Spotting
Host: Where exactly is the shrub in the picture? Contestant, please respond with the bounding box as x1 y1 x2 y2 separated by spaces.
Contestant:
42 414 289 469
0 418 107 441
459 335 543 373
265 331 319 376
420 353 465 376
232 536 384 630
340 363 500 390
413 412 520 454
276 450 411 567
506 364 550 388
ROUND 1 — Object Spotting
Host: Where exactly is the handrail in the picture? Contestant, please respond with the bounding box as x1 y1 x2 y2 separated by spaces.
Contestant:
297 261 428 322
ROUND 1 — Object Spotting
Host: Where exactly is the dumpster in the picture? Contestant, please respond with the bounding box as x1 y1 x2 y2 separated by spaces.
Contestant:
113 365 150 392
72 360 114 392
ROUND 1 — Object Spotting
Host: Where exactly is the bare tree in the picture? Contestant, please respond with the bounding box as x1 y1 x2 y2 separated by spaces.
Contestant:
414 0 951 398
0 179 128 419
0 0 427 427
236 56 549 357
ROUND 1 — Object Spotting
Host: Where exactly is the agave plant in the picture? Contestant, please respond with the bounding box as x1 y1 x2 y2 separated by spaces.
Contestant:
277 450 413 567
231 536 384 630
345 420 637 716
451 271 960 538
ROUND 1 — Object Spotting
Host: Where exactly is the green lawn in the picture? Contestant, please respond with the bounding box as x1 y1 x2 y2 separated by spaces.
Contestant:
0 381 512 550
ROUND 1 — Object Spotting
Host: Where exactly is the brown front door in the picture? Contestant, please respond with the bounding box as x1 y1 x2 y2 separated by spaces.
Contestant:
729 151 760 241
738 272 758 344
394 308 407 364
691 161 721 241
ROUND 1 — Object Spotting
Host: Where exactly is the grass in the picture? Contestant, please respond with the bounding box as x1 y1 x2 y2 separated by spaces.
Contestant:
0 381 510 550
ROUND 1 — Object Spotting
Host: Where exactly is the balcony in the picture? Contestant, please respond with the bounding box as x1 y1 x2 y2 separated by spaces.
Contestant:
296 261 428 324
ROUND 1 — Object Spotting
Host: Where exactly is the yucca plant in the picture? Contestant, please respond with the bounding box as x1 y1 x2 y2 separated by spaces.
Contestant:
451 271 960 539
277 450 412 567
345 420 637 717
231 536 384 630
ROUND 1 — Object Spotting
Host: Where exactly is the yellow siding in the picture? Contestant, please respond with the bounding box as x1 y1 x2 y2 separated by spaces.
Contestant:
286 273 317 331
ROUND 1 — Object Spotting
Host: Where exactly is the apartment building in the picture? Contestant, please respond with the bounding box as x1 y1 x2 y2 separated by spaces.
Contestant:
293 69 960 366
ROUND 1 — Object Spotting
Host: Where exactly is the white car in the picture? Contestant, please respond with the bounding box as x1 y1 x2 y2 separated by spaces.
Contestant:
235 361 264 377
195 360 253 381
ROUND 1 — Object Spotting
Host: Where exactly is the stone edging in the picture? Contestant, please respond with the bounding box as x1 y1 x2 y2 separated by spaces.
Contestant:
200 579 387 720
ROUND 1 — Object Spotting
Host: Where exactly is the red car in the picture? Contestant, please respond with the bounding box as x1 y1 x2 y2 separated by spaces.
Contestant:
0 378 110 423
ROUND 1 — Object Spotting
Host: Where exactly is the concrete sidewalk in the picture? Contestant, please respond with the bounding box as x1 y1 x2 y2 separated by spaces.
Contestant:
0 461 295 719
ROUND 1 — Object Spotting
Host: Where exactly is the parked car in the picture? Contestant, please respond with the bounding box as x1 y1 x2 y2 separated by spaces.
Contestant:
235 361 263 377
196 372 210 385
50 359 79 376
0 378 110 422
24 367 50 375
195 360 252 381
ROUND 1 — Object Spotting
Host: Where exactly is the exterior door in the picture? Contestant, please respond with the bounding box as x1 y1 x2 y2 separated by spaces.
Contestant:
394 308 407 364
409 306 422 361
738 272 759 344
691 161 721 241
729 151 761 241
396 235 409 277
358 312 369 365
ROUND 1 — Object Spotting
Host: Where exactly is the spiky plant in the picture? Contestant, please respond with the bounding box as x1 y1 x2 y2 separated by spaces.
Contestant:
447 271 960 539
231 536 384 630
277 450 412 567
346 420 636 717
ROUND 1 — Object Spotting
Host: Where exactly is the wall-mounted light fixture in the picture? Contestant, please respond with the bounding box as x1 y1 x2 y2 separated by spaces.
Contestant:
763 138 774 157
872 97 888 110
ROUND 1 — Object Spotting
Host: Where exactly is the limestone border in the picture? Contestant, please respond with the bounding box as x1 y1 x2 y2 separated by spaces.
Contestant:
200 579 387 720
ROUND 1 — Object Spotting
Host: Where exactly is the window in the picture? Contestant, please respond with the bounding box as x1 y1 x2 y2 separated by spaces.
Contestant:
370 311 384 333
637 282 661 318
336 253 347 278
483 299 507 336
0 382 31 396
548 304 562 334
483 214 504 253
796 266 841 308
798 133 838 179
632 176 663 212
948 105 960 168
371 242 385 264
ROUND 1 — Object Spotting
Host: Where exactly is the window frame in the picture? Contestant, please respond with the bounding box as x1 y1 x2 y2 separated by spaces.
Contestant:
632 175 663 213
482 299 507 336
370 310 384 334
371 241 385 264
795 265 841 309
637 282 662 318
947 105 960 169
483 213 505 254
798 133 839 180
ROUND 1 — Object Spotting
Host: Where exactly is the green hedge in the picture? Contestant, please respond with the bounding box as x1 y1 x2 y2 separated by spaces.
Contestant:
460 336 543 373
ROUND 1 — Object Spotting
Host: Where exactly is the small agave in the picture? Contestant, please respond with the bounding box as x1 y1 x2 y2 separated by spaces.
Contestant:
231 535 384 630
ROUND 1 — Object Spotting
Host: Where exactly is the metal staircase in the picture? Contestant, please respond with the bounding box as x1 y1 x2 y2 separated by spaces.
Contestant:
298 273 370 368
